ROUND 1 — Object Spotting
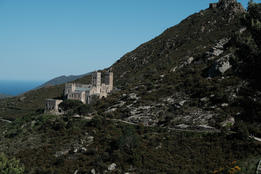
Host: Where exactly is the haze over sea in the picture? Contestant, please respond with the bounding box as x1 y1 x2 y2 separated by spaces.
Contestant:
0 80 43 96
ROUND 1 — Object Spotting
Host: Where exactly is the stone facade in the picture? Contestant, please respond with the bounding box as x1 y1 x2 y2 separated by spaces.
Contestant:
65 71 113 104
45 99 63 115
44 71 113 115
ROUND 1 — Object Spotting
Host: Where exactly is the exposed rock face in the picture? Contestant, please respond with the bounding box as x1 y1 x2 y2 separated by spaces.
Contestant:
91 169 96 174
221 117 235 128
108 163 117 171
217 0 245 13
209 54 232 77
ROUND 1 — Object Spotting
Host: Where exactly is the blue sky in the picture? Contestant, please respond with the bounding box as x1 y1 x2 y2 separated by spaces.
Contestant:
0 0 250 81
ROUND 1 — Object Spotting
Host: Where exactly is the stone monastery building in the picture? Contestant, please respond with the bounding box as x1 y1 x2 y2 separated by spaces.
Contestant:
45 71 113 114
65 71 113 104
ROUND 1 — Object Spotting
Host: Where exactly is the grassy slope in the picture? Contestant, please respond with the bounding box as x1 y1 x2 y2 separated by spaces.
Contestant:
0 85 64 120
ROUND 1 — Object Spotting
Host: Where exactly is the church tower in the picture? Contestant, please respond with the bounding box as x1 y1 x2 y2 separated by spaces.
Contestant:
105 71 113 92
92 71 101 93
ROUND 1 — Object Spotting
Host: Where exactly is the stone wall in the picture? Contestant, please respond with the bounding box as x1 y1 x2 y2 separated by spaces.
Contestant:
45 99 63 115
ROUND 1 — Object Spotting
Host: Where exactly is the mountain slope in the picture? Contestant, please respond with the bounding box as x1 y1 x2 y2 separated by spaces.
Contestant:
36 73 90 89
76 0 251 130
0 0 246 120
0 0 261 173
0 93 11 99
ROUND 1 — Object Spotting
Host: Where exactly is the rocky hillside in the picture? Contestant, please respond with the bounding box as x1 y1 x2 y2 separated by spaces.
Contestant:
0 0 261 173
0 0 259 131
83 0 261 133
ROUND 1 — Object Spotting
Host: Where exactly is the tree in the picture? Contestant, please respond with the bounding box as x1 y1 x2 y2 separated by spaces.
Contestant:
0 153 25 174
58 100 82 111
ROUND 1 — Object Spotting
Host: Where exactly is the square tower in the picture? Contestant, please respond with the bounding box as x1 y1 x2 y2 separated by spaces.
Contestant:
64 83 76 95
105 71 113 92
92 71 101 87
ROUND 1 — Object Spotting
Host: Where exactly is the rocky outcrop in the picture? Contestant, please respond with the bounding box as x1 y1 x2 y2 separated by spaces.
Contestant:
217 0 245 13
209 54 232 77
108 163 117 171
221 117 235 128
210 0 245 14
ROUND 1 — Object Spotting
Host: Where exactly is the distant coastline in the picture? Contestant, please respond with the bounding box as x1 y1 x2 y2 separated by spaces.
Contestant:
0 80 44 96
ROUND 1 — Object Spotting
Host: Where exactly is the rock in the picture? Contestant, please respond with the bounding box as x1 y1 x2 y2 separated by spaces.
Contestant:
217 0 245 13
19 96 26 101
209 54 232 77
212 49 223 56
129 93 138 100
105 108 117 113
91 169 96 174
74 170 78 174
81 147 87 152
239 27 246 33
200 97 209 102
221 117 235 127
164 97 175 104
179 100 186 106
221 103 229 107
87 136 94 144
54 150 69 157
31 120 36 127
207 38 229 58
187 57 194 64
170 66 177 72
176 124 189 129
198 125 215 129
73 114 81 118
156 143 162 150
108 163 117 171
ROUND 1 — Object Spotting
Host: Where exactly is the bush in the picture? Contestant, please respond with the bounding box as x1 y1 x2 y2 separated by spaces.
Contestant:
59 100 82 111
76 104 94 115
0 153 25 174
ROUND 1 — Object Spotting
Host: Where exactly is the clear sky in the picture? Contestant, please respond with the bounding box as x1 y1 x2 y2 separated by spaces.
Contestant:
0 0 250 81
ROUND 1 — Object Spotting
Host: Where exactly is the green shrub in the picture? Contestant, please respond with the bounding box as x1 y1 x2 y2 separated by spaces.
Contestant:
59 100 82 111
0 153 25 174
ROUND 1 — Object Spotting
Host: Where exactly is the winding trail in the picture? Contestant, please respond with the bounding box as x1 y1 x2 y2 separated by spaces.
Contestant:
250 136 261 142
0 117 12 123
110 118 220 133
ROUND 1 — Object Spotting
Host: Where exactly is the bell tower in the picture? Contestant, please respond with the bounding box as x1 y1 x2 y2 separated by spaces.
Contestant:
105 71 113 92
92 71 101 93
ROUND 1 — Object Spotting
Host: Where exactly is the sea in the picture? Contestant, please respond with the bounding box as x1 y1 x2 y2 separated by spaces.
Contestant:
0 80 44 96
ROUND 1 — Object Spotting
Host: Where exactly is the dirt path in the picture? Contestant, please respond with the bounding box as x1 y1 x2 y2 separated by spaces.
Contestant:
0 117 12 123
110 118 220 133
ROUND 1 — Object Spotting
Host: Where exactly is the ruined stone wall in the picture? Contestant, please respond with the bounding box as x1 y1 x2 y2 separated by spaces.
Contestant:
45 99 63 115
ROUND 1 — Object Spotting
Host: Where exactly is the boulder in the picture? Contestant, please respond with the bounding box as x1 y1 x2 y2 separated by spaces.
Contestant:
91 169 96 174
108 163 117 171
221 117 235 127
187 57 194 64
209 54 232 77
